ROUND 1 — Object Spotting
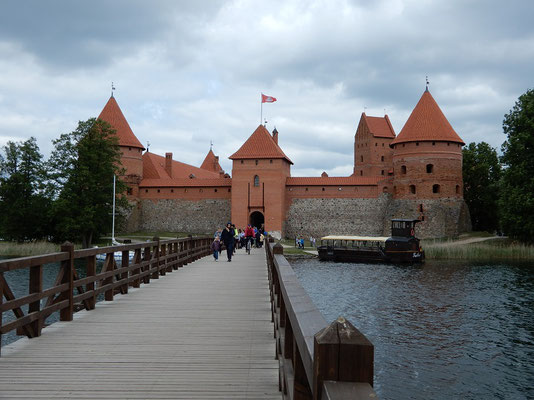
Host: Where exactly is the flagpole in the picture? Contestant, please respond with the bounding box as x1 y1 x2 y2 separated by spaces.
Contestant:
260 93 263 125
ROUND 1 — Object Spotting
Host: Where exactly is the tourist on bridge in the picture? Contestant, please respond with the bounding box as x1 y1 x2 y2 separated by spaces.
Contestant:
211 237 221 262
220 222 235 262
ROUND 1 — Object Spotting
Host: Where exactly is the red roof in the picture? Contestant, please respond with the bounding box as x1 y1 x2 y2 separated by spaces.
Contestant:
98 96 145 149
363 114 396 138
200 149 224 174
287 176 385 186
391 90 464 146
229 125 293 164
142 152 222 181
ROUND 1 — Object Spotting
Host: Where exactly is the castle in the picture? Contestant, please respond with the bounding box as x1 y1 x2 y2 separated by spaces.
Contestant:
98 88 471 239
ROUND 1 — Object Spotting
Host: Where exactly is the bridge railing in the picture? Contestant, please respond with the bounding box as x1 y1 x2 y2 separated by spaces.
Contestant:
0 236 211 356
266 240 378 400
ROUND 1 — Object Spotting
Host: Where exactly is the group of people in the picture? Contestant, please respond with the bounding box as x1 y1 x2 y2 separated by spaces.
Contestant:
295 235 316 249
211 222 266 262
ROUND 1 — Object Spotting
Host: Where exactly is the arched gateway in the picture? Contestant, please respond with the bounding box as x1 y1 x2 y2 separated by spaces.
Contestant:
249 211 264 229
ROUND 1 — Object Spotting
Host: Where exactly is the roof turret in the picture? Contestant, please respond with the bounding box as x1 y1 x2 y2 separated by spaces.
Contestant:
390 90 464 146
98 96 145 150
200 149 224 174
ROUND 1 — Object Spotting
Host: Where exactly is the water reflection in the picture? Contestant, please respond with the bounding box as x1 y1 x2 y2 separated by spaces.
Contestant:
290 259 534 400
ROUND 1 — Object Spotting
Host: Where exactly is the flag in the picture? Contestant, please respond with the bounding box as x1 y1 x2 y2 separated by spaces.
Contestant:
261 94 277 103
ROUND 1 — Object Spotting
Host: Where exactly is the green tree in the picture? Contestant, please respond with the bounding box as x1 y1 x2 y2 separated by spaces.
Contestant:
462 142 501 232
499 88 534 242
48 118 128 248
0 137 51 241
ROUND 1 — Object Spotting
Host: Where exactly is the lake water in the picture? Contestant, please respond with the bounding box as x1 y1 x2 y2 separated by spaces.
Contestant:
289 258 534 400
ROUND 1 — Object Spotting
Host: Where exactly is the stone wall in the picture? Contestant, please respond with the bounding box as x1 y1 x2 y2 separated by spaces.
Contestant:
384 198 471 238
135 198 231 234
284 195 471 239
284 195 391 239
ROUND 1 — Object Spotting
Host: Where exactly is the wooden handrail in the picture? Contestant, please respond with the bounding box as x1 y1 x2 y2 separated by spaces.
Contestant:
266 239 378 400
0 236 211 356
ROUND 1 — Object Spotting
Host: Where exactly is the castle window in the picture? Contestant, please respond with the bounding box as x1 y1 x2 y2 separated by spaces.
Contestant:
401 165 407 174
456 185 460 194
241 160 244 164
403 144 405 147
360 170 363 176
171 189 174 193
382 143 384 147
381 170 384 175
270 159 273 164
305 187 308 191
375 143 377 146
410 185 416 194
145 189 149 193
426 164 434 173
254 175 260 187
447 143 450 146
157 189 160 193
381 156 384 162
416 142 419 146
360 156 363 162
433 184 440 194
255 159 258 165
432 141 436 146
322 187 325 191
129 147 131 151
214 189 217 192
228 188 231 192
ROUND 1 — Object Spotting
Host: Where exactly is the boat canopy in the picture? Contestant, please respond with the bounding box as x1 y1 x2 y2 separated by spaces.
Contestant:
320 235 390 243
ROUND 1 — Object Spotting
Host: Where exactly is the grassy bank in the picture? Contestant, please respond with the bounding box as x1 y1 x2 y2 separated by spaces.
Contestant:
423 239 534 261
0 241 61 257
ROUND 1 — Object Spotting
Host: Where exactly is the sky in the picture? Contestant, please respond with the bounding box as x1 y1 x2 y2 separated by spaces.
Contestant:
0 0 533 177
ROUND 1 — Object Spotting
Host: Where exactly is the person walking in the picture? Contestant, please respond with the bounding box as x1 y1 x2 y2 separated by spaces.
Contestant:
211 237 221 261
244 224 254 254
220 222 235 262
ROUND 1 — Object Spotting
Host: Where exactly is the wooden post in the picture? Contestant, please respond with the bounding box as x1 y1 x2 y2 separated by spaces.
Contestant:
151 237 160 279
60 242 74 321
29 264 43 336
294 340 313 399
143 246 151 284
86 255 96 310
312 317 374 400
273 242 284 255
132 248 141 287
104 254 115 302
121 250 129 294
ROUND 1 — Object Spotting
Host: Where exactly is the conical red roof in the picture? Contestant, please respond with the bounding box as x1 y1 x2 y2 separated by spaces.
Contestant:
200 149 224 174
229 125 293 164
98 96 145 149
391 90 464 146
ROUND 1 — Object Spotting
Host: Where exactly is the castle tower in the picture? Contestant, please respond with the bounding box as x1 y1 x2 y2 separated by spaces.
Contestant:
200 149 225 176
229 125 293 237
98 96 145 196
390 89 465 200
353 113 396 177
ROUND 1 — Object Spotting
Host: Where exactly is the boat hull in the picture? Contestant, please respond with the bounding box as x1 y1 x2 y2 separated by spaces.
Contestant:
317 247 424 264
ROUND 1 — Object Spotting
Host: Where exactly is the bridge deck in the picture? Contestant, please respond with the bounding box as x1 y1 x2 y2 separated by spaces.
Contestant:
0 247 280 399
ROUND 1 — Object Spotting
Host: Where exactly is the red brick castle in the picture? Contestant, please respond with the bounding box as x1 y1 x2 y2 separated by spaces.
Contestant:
98 89 471 239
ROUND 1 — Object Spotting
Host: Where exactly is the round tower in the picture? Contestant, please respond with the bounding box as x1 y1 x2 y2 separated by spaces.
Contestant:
391 89 464 200
98 95 145 196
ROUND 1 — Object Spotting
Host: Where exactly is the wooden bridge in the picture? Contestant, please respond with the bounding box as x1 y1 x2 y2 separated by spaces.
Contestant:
0 237 378 399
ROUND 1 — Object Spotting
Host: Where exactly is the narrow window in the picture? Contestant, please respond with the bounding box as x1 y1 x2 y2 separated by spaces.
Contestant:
381 170 384 175
171 189 174 193
432 141 436 146
401 165 407 174
145 189 148 193
360 156 363 162
456 185 460 194
214 189 218 192
322 187 325 191
157 189 160 193
416 142 419 146
426 164 434 173
255 159 258 165
382 143 384 147
305 187 308 191
410 185 416 194
254 175 260 187
381 156 384 162
360 170 363 176
433 184 440 193
228 188 231 192
241 160 244 164
375 143 377 146
270 159 273 164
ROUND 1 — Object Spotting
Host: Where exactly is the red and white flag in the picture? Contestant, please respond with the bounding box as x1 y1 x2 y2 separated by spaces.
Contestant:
261 94 277 103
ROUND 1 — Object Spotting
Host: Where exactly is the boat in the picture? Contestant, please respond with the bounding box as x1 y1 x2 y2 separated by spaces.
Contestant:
317 219 425 263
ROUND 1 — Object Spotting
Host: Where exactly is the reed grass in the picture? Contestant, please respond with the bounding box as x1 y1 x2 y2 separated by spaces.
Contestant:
423 240 534 261
0 241 61 257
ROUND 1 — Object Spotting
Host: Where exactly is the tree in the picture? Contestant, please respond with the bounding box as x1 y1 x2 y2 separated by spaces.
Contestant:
48 118 128 248
0 137 51 241
499 88 534 242
462 142 501 232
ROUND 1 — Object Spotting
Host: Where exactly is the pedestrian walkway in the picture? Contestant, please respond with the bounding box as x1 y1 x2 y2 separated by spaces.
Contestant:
0 247 279 399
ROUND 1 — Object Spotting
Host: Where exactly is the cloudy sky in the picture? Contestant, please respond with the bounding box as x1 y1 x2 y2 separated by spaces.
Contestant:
1 0 533 176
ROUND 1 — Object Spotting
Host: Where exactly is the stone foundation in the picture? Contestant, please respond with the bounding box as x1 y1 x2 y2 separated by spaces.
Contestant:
136 198 231 234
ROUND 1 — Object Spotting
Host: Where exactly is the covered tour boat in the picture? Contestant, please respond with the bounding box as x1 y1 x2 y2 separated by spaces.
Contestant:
318 219 424 263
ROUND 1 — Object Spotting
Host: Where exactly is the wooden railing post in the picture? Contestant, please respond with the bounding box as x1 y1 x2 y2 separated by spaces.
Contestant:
132 248 142 287
86 255 96 310
143 245 151 284
28 264 43 337
152 237 160 279
59 242 74 321
0 271 3 356
121 250 129 294
312 317 374 400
